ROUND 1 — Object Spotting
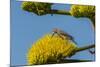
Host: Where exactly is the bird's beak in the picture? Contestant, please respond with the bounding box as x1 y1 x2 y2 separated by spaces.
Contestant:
51 32 55 38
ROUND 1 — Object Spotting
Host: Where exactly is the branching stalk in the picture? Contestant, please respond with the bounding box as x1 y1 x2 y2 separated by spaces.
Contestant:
47 9 71 15
75 44 95 52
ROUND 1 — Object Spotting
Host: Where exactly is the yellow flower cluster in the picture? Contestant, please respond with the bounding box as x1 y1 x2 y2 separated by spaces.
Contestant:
27 34 77 65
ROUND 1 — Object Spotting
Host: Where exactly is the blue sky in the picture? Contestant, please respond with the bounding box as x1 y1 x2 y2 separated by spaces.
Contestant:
11 0 95 66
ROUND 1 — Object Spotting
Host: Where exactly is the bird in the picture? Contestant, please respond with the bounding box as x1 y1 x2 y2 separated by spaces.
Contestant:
88 49 95 54
51 28 77 44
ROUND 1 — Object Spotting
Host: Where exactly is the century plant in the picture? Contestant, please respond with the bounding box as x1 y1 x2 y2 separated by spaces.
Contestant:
21 1 95 65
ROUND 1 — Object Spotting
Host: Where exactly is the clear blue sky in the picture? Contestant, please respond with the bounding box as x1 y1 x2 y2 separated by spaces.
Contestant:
11 0 95 66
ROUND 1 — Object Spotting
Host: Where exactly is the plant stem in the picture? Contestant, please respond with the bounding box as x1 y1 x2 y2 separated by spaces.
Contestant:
75 44 95 52
89 16 95 29
58 59 92 63
47 9 71 15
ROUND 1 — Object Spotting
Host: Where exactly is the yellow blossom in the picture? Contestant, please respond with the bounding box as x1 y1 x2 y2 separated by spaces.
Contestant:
27 34 77 65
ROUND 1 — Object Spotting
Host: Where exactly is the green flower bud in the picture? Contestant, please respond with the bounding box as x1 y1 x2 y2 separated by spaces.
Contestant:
21 2 52 16
70 5 95 18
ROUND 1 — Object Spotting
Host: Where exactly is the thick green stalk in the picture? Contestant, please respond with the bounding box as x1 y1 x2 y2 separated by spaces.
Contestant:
47 9 71 15
75 44 95 52
58 59 92 63
89 16 95 28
